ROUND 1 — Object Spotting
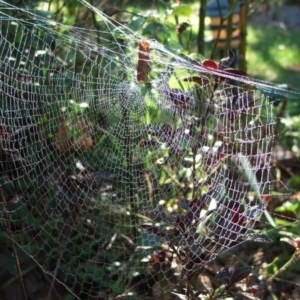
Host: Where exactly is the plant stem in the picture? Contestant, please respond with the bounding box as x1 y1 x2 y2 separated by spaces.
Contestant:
238 0 249 72
198 0 206 55
225 0 234 52
210 0 238 59
267 247 300 283
210 0 223 60
192 148 197 199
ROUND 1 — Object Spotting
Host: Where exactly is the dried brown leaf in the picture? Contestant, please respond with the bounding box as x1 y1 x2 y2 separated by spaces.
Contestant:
55 115 93 153
176 22 190 34
137 40 151 83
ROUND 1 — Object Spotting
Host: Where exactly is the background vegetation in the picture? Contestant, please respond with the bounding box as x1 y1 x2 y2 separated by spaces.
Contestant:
0 0 300 299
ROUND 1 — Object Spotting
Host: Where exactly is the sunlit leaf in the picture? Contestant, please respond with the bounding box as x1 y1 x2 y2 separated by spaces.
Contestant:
203 59 218 69
275 200 299 213
171 5 192 17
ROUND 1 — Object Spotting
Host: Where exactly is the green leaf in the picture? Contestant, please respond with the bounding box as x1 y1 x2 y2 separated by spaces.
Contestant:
142 22 169 43
171 5 192 17
275 200 299 213
127 17 146 32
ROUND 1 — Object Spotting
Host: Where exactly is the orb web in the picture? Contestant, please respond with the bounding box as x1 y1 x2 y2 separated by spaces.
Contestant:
0 1 294 299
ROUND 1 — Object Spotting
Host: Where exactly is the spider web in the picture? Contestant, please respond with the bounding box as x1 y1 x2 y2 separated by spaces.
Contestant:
0 0 297 299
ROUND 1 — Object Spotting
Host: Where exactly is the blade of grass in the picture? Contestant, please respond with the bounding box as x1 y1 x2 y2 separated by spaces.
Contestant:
237 153 276 227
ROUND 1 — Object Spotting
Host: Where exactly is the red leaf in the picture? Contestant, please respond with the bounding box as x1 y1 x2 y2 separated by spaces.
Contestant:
202 59 218 69
231 209 245 225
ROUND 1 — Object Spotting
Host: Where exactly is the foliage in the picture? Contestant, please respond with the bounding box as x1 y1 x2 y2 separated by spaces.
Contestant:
0 1 299 300
246 25 300 115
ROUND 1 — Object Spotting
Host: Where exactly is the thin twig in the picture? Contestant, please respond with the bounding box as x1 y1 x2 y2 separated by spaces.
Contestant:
225 0 234 52
210 0 238 59
273 276 300 288
210 0 224 60
238 0 249 72
144 170 154 204
46 225 71 300
191 148 197 199
267 247 300 283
